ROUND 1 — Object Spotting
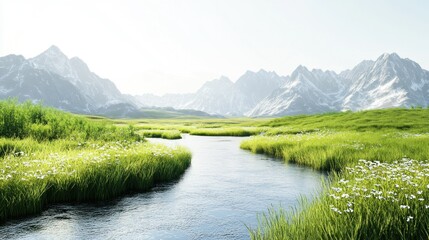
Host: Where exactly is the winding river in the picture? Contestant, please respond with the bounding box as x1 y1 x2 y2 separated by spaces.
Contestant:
1 135 325 239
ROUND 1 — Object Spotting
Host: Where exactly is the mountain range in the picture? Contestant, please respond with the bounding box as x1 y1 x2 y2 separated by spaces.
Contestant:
136 70 286 116
0 45 139 117
1 46 428 118
138 53 429 117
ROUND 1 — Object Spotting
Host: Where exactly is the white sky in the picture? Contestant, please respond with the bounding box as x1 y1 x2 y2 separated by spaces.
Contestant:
0 0 428 95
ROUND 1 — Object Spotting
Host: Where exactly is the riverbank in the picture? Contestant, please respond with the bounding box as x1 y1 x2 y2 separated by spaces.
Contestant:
0 135 323 239
239 110 429 239
0 101 191 222
119 108 429 239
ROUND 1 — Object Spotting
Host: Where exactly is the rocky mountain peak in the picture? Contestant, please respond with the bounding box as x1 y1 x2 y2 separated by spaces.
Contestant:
36 45 69 61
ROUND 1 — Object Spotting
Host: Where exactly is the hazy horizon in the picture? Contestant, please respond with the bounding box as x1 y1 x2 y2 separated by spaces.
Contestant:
1 0 428 95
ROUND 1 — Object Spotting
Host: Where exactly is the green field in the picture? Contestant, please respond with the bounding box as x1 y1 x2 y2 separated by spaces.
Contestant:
112 107 429 239
3 100 429 238
138 129 182 139
0 100 191 222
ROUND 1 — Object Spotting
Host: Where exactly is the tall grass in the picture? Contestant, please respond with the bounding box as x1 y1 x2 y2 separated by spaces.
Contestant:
0 140 191 222
0 100 140 141
0 100 192 222
241 132 429 171
250 159 429 239
138 129 182 139
241 109 429 239
189 127 264 136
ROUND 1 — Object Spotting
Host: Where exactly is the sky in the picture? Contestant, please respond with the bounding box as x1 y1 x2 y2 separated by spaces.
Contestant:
0 0 428 95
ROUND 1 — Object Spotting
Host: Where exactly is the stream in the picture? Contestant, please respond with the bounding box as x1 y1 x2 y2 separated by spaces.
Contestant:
0 135 325 239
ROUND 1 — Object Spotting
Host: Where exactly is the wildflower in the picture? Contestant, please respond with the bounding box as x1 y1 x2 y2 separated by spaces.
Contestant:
400 205 410 209
341 194 350 198
344 208 354 213
406 216 414 222
330 207 342 214
339 179 349 184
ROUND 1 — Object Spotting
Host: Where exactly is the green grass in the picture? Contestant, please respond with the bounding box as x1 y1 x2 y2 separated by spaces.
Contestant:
241 131 429 171
105 108 429 238
263 108 429 133
0 101 192 222
250 159 429 239
0 99 140 141
4 101 429 237
239 108 429 239
138 129 182 139
189 127 264 136
0 140 191 222
118 118 269 135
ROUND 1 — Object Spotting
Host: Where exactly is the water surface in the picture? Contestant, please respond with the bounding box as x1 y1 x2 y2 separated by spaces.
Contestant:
1 135 325 239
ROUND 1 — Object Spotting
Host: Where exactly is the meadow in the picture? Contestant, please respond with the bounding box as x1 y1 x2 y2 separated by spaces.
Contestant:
137 129 182 139
0 100 191 222
242 109 429 239
3 100 429 239
116 107 429 239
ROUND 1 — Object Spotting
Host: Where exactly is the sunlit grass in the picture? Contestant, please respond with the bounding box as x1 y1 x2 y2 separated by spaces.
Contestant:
138 129 182 139
0 140 191 222
250 159 429 239
263 108 429 133
241 131 429 171
240 109 429 239
189 127 264 136
0 100 192 222
0 99 140 141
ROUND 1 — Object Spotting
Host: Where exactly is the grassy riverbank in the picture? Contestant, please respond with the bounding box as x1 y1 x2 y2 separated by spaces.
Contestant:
138 129 182 139
120 107 429 239
240 131 429 171
249 159 429 239
240 109 429 239
0 101 192 222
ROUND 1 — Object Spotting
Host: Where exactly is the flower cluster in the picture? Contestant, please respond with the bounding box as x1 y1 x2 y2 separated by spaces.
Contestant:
328 158 429 223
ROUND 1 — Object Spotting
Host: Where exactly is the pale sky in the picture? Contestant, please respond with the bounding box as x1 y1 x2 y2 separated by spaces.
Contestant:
0 0 428 95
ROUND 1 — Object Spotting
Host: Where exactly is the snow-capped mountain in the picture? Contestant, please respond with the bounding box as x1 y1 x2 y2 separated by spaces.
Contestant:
341 53 429 110
2 48 427 118
0 46 138 116
249 53 429 116
184 76 235 115
248 66 345 116
135 69 286 116
29 45 127 108
0 54 90 112
231 69 286 115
